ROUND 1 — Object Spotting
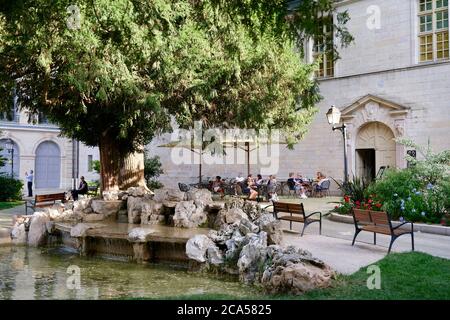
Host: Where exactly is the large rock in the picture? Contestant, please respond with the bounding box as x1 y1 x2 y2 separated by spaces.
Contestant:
10 223 27 245
52 209 83 222
126 186 154 197
260 246 334 295
239 218 259 235
237 232 268 283
91 200 123 217
70 223 106 237
207 245 224 266
242 201 263 221
73 198 93 214
186 234 216 263
173 201 207 228
255 213 283 245
141 200 164 225
153 188 185 202
127 196 144 224
214 207 248 228
28 212 50 246
128 227 155 242
103 190 120 201
186 189 213 206
208 223 240 245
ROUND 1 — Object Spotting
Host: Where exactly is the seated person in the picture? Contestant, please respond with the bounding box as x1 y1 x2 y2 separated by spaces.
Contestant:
295 173 308 199
243 174 258 200
234 173 245 195
287 173 306 198
255 174 264 186
71 176 89 201
266 175 278 201
211 176 224 197
313 172 328 192
287 172 297 191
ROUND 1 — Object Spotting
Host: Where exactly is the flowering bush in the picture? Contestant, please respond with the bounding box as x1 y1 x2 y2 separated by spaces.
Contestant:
332 194 383 215
332 140 450 225
367 168 449 224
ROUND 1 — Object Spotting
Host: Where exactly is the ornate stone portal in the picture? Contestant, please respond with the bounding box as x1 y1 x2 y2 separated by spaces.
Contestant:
340 94 410 179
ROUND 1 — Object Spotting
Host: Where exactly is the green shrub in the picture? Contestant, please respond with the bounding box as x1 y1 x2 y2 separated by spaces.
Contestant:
367 168 448 224
366 140 450 224
0 174 23 201
144 155 164 190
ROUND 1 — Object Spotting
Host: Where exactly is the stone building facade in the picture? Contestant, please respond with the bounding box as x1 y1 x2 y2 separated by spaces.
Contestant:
149 0 450 188
0 109 99 195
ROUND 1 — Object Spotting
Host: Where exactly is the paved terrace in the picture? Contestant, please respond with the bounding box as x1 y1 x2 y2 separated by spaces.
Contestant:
1 197 449 274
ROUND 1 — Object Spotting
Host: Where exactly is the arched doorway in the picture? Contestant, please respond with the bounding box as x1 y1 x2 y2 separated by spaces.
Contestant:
35 141 61 189
0 139 20 178
356 122 396 182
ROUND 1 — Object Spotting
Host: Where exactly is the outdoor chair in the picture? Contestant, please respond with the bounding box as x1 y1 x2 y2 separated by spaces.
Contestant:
312 179 331 197
178 183 190 192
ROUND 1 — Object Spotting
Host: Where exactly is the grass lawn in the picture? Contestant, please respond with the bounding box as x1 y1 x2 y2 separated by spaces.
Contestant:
0 201 24 211
157 252 450 300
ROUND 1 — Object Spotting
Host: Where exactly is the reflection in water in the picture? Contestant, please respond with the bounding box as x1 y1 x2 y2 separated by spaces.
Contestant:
0 246 257 300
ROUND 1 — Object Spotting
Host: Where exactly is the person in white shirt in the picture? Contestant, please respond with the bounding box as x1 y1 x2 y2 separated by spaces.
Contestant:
235 173 245 183
25 170 34 197
234 173 245 195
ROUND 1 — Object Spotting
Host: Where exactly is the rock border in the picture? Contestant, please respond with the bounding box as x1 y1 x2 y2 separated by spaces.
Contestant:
328 212 450 236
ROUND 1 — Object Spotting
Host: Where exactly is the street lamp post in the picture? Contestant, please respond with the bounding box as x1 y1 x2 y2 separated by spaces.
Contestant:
5 139 14 178
326 106 349 184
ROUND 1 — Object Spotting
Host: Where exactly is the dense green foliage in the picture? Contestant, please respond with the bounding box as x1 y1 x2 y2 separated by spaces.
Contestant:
0 0 352 189
0 175 23 201
144 155 164 189
332 140 450 224
0 0 350 148
368 140 450 224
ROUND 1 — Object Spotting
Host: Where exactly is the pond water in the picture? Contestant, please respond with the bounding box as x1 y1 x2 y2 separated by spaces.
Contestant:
0 246 259 300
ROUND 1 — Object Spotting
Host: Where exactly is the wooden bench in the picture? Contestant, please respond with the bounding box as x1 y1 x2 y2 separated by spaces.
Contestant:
25 193 67 215
352 209 414 253
267 202 322 236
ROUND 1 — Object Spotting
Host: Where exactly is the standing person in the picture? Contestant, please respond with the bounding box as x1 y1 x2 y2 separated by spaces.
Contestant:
71 176 89 201
25 170 34 197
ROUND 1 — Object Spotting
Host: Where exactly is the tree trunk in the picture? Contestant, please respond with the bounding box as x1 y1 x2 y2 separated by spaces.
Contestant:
99 134 121 192
119 151 148 190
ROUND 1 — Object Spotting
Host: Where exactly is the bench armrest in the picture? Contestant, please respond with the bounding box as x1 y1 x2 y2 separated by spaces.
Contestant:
305 211 322 219
263 204 273 210
392 221 414 230
25 199 35 207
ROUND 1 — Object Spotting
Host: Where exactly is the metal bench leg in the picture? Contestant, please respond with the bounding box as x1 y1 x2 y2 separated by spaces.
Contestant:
319 219 322 235
351 229 361 246
289 221 292 230
388 236 397 254
301 223 307 237
374 232 376 245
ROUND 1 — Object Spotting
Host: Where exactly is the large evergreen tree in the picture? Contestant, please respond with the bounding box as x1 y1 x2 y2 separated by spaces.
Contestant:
0 0 352 191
